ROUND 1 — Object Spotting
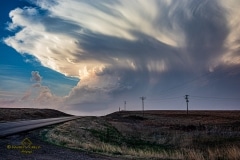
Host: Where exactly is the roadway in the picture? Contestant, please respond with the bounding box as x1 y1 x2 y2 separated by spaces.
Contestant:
0 116 81 138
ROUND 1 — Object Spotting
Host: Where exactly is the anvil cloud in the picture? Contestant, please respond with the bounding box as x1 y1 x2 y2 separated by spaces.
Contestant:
3 0 240 114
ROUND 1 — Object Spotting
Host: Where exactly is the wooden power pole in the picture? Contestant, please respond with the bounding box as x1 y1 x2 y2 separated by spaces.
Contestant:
185 95 189 115
124 101 126 111
140 97 146 117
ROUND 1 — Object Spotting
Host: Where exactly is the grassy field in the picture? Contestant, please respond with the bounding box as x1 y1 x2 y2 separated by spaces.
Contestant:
43 110 240 159
0 108 72 122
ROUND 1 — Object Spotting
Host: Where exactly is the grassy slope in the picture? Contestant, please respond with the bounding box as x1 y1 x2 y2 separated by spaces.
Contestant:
44 110 240 159
0 108 72 122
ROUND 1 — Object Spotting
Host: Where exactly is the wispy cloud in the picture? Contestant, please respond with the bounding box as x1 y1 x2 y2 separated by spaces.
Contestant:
0 71 63 109
31 71 42 83
0 91 22 97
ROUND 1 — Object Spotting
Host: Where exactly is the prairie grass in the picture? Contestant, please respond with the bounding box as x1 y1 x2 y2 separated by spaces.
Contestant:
43 111 240 159
46 130 184 159
207 146 240 160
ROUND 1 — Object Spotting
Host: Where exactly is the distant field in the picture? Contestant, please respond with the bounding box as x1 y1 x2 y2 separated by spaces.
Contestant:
0 108 72 122
44 110 240 159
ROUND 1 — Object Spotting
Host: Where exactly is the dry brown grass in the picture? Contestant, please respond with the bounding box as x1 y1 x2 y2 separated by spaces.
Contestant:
43 110 240 159
0 108 71 122
46 131 184 159
207 146 240 160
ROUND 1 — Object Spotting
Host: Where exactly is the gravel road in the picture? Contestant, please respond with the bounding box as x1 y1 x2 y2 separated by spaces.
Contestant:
0 129 123 160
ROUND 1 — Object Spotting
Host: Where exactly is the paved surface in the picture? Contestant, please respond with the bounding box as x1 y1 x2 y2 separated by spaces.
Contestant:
0 116 81 138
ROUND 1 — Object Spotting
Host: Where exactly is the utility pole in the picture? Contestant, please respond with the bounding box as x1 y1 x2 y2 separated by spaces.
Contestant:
185 95 189 115
140 97 146 117
124 101 126 111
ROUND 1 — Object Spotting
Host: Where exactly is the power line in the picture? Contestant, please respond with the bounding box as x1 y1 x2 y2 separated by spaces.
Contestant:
148 96 182 101
157 72 211 96
157 66 240 97
191 96 240 101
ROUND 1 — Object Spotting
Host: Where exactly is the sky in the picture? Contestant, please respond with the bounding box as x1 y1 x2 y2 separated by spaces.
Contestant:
0 0 240 115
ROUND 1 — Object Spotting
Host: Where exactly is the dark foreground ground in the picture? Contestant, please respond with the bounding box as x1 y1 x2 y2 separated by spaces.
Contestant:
0 108 121 160
0 128 122 160
1 109 240 159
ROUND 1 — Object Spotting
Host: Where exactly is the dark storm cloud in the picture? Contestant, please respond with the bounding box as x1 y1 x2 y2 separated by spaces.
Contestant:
181 1 228 68
72 0 229 72
76 31 181 65
3 0 240 113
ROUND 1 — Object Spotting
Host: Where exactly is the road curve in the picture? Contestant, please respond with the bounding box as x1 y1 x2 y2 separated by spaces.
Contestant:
0 116 81 138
